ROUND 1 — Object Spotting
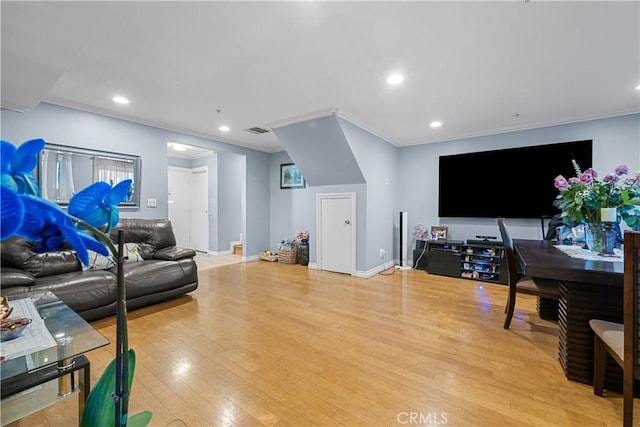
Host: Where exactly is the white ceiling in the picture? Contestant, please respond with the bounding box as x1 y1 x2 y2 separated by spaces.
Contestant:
2 1 639 154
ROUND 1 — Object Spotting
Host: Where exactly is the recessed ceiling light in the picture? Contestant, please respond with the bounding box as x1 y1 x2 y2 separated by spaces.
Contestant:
219 125 230 132
169 143 188 152
430 121 442 128
636 84 640 91
387 74 404 85
112 95 129 104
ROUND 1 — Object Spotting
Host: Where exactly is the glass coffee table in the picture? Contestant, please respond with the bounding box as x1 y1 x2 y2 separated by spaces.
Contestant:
0 290 109 425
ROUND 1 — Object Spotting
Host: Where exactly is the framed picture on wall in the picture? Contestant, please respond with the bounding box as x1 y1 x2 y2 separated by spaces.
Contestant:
430 226 448 241
280 163 305 189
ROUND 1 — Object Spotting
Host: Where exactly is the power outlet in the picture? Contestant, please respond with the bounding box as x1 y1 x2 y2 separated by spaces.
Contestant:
147 198 157 208
379 248 386 258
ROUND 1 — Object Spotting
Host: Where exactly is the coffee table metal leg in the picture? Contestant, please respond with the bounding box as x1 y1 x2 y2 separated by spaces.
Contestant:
78 360 91 422
57 359 76 397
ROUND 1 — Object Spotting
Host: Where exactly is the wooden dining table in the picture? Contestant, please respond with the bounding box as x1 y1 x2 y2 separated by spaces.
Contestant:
513 239 625 392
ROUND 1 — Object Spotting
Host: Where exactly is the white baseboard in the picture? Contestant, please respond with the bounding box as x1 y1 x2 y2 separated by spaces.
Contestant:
307 261 400 278
207 249 233 256
297 259 415 278
356 260 396 278
206 241 242 256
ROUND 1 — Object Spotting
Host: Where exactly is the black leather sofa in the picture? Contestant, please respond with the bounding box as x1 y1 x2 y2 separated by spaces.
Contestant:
0 219 198 321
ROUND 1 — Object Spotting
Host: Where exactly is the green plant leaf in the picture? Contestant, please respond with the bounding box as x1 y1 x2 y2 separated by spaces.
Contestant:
80 349 139 427
128 411 153 427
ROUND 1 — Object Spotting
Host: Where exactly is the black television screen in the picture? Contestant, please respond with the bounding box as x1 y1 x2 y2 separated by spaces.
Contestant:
438 140 593 219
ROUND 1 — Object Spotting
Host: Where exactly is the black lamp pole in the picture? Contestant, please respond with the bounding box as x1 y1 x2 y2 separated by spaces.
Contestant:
115 230 130 427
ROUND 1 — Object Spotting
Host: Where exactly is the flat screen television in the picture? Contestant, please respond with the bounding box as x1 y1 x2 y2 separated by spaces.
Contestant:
438 140 593 219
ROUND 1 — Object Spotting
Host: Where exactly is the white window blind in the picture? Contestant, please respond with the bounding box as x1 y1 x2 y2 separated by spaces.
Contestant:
93 157 134 185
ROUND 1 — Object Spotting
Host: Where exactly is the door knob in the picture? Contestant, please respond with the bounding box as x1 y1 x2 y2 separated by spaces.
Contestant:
345 220 350 224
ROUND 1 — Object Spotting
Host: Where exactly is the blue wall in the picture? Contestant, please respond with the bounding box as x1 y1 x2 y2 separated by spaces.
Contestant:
3 103 638 269
273 114 365 186
267 113 639 274
269 151 313 250
269 116 397 274
167 156 192 169
217 152 244 251
338 117 398 271
397 113 640 245
1 103 270 257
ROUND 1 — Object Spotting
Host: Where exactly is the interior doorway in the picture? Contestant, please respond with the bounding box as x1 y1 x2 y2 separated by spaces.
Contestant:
316 192 356 275
168 166 209 251
189 167 209 251
167 142 246 256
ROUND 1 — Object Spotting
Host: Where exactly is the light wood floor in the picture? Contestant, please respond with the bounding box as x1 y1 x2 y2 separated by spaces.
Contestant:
194 252 243 270
14 262 636 426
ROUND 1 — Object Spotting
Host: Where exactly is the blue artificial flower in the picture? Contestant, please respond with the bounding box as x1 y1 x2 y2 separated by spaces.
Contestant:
1 139 45 195
16 194 109 266
1 185 25 239
68 179 132 231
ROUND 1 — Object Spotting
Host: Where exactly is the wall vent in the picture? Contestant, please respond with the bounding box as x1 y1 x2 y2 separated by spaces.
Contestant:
243 126 271 135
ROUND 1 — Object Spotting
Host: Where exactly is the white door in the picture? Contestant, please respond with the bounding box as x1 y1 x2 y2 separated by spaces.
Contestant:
189 167 209 252
317 193 356 275
168 167 191 248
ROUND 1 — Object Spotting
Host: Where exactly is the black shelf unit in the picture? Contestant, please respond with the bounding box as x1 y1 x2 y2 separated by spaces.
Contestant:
425 240 464 277
460 241 506 285
412 240 429 271
424 238 507 285
413 249 428 271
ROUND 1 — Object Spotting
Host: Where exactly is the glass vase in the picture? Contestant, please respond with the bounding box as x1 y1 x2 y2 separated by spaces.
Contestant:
297 239 309 266
585 222 605 254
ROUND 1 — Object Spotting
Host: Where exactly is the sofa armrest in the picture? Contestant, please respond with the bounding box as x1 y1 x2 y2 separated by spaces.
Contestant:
153 246 196 261
110 219 177 251
1 268 36 288
1 237 81 277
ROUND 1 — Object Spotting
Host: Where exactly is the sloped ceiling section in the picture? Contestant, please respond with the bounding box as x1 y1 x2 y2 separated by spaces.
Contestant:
272 114 366 186
0 2 109 112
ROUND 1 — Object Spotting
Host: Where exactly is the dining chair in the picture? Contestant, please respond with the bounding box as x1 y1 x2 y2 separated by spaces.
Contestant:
540 215 553 240
496 218 561 329
588 230 639 427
